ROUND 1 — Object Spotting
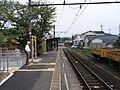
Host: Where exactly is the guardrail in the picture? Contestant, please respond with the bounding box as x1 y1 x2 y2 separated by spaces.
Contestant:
0 48 26 73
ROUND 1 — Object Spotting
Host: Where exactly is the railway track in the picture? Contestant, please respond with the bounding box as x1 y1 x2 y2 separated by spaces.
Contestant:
63 49 120 90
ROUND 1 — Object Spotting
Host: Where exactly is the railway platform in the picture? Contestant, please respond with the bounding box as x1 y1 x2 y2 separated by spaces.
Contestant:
0 47 82 90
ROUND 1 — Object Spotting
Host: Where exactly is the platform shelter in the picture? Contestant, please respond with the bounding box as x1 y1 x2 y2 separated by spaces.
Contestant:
46 37 60 51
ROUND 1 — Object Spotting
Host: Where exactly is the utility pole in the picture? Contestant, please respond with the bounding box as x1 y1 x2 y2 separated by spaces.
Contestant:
53 25 55 38
109 29 111 34
28 0 32 42
119 25 120 37
72 34 73 45
100 25 103 31
28 0 32 61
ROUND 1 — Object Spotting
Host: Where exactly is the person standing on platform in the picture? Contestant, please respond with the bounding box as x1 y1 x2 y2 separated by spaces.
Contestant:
25 41 31 65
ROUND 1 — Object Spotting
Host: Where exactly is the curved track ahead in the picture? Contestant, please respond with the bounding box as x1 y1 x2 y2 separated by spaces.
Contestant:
64 49 120 90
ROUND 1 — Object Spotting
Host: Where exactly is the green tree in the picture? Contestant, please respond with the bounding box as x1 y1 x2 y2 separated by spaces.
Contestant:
114 38 120 48
0 0 56 54
60 37 71 42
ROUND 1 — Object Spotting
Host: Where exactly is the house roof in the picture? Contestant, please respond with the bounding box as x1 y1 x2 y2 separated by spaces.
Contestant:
95 34 118 43
81 30 105 35
92 31 105 34
85 35 97 42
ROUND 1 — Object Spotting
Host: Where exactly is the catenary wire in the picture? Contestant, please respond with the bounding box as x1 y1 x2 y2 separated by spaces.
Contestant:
67 0 86 9
57 4 81 36
65 0 92 34
57 0 86 36
58 0 88 36
55 0 65 36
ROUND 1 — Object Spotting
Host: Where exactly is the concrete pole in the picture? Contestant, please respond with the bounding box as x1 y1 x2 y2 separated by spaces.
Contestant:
100 25 103 31
28 0 32 61
119 25 120 37
28 0 32 41
53 25 55 38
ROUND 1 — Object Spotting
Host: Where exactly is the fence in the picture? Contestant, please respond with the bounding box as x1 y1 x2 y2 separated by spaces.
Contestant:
0 48 26 73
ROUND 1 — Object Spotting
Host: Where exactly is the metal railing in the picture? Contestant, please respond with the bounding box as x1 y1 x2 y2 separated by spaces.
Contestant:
0 48 26 73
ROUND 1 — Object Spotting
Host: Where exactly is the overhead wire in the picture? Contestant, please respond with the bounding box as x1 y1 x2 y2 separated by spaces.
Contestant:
65 0 92 34
56 0 91 36
64 0 88 34
56 6 65 36
64 8 81 34
56 5 65 26
57 0 84 36
67 6 80 9
57 9 82 36
57 3 82 36
67 0 80 9
56 0 65 36
74 0 92 24
67 0 86 9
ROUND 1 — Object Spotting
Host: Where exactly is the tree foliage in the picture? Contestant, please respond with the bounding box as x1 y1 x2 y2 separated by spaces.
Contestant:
114 37 120 48
0 0 56 54
60 37 71 42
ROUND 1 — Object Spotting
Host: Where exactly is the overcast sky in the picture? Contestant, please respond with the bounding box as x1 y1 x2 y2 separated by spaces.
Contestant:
13 0 120 37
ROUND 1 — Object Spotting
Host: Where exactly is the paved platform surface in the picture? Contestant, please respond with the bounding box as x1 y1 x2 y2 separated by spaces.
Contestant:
0 51 57 90
60 47 82 90
0 47 82 90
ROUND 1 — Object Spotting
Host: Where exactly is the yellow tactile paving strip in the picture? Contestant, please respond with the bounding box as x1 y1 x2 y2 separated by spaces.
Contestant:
9 67 20 73
34 63 56 65
50 49 61 90
17 68 55 72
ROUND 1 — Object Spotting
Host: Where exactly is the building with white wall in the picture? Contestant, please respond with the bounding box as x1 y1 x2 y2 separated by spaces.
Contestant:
90 34 118 48
72 30 106 48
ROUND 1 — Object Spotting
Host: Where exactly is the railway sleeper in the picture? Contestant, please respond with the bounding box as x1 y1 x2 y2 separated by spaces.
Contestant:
81 86 106 90
90 85 105 89
88 82 101 85
81 86 89 90
83 76 98 80
83 75 95 77
85 79 99 82
64 49 119 90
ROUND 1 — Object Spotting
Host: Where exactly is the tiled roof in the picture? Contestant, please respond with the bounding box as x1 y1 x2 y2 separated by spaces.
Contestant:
92 31 105 34
85 35 97 42
81 30 105 35
96 34 118 42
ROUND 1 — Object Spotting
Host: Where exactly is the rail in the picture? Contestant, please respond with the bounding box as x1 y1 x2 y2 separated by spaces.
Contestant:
64 49 114 90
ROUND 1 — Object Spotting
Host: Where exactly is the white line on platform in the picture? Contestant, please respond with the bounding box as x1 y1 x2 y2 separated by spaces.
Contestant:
64 73 69 90
0 73 14 86
34 63 55 65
